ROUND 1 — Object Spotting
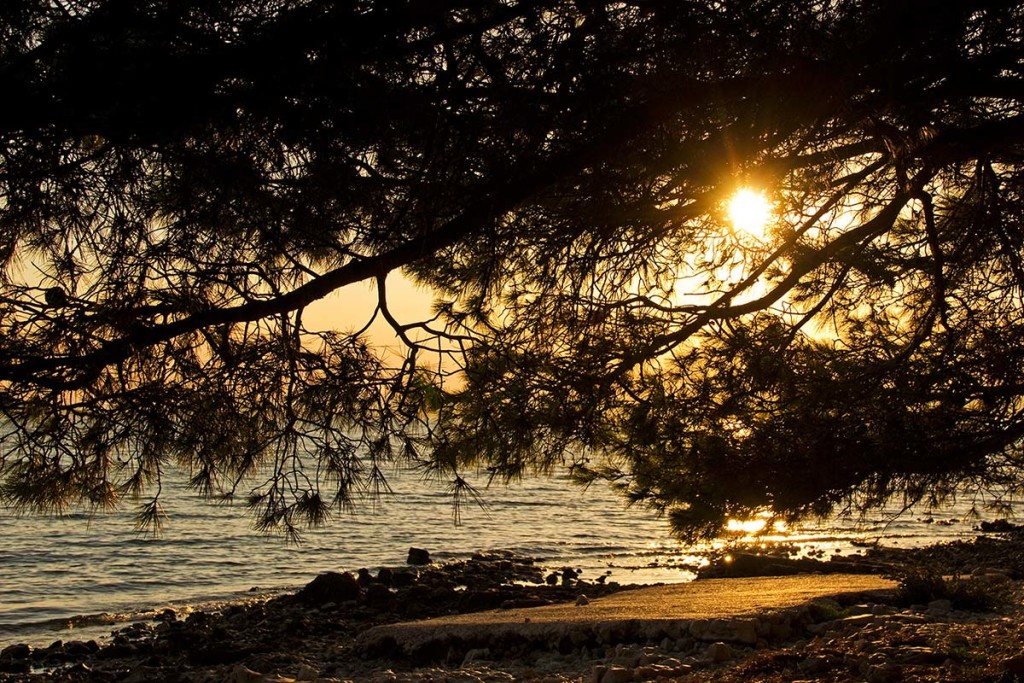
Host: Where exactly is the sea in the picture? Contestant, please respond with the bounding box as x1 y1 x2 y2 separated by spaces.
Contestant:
0 467 1012 647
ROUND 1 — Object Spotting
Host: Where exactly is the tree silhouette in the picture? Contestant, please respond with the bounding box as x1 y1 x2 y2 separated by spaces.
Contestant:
1 0 1022 539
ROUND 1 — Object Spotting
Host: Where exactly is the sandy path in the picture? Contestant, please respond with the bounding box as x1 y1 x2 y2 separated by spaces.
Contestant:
362 574 896 650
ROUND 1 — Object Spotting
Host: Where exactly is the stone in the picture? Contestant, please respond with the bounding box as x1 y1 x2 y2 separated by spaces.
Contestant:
231 665 264 683
357 568 375 586
376 567 394 586
364 583 394 606
688 619 709 639
688 617 758 644
865 664 902 683
0 644 30 661
391 568 418 587
601 666 634 683
798 656 829 674
123 667 160 683
297 571 361 605
591 664 607 683
407 547 431 565
609 655 640 668
576 594 590 606
1001 654 1024 676
727 618 758 645
926 599 952 616
64 643 94 655
295 664 319 681
895 647 945 665
703 642 733 663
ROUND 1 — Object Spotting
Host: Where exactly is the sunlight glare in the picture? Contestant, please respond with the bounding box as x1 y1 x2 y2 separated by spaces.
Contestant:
725 511 788 536
726 517 768 534
727 188 772 238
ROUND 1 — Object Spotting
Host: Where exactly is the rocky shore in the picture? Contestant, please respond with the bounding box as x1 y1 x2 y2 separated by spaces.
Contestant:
1 531 1023 683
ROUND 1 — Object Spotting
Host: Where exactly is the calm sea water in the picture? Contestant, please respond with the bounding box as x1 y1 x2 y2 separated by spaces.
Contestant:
0 468 1006 646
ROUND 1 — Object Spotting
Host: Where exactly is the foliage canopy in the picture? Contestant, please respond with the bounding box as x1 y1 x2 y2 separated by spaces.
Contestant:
2 0 1024 540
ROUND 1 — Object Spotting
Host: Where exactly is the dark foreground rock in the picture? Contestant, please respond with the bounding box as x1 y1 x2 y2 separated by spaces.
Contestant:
296 571 362 606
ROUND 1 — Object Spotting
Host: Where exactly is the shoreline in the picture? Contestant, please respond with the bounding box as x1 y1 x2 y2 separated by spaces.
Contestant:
0 517 997 650
0 530 1021 682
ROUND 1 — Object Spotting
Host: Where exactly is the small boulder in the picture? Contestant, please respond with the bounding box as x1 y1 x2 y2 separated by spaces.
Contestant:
562 567 580 585
0 644 30 661
926 599 952 617
357 567 375 586
230 665 263 683
296 571 361 605
407 547 431 565
979 519 1020 533
295 664 319 681
865 663 902 683
376 567 394 586
1001 654 1024 676
601 666 634 683
364 582 394 606
63 641 93 658
895 647 945 665
704 641 733 663
391 568 419 587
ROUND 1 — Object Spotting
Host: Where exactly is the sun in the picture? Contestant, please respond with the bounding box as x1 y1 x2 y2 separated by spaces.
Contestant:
727 188 772 238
